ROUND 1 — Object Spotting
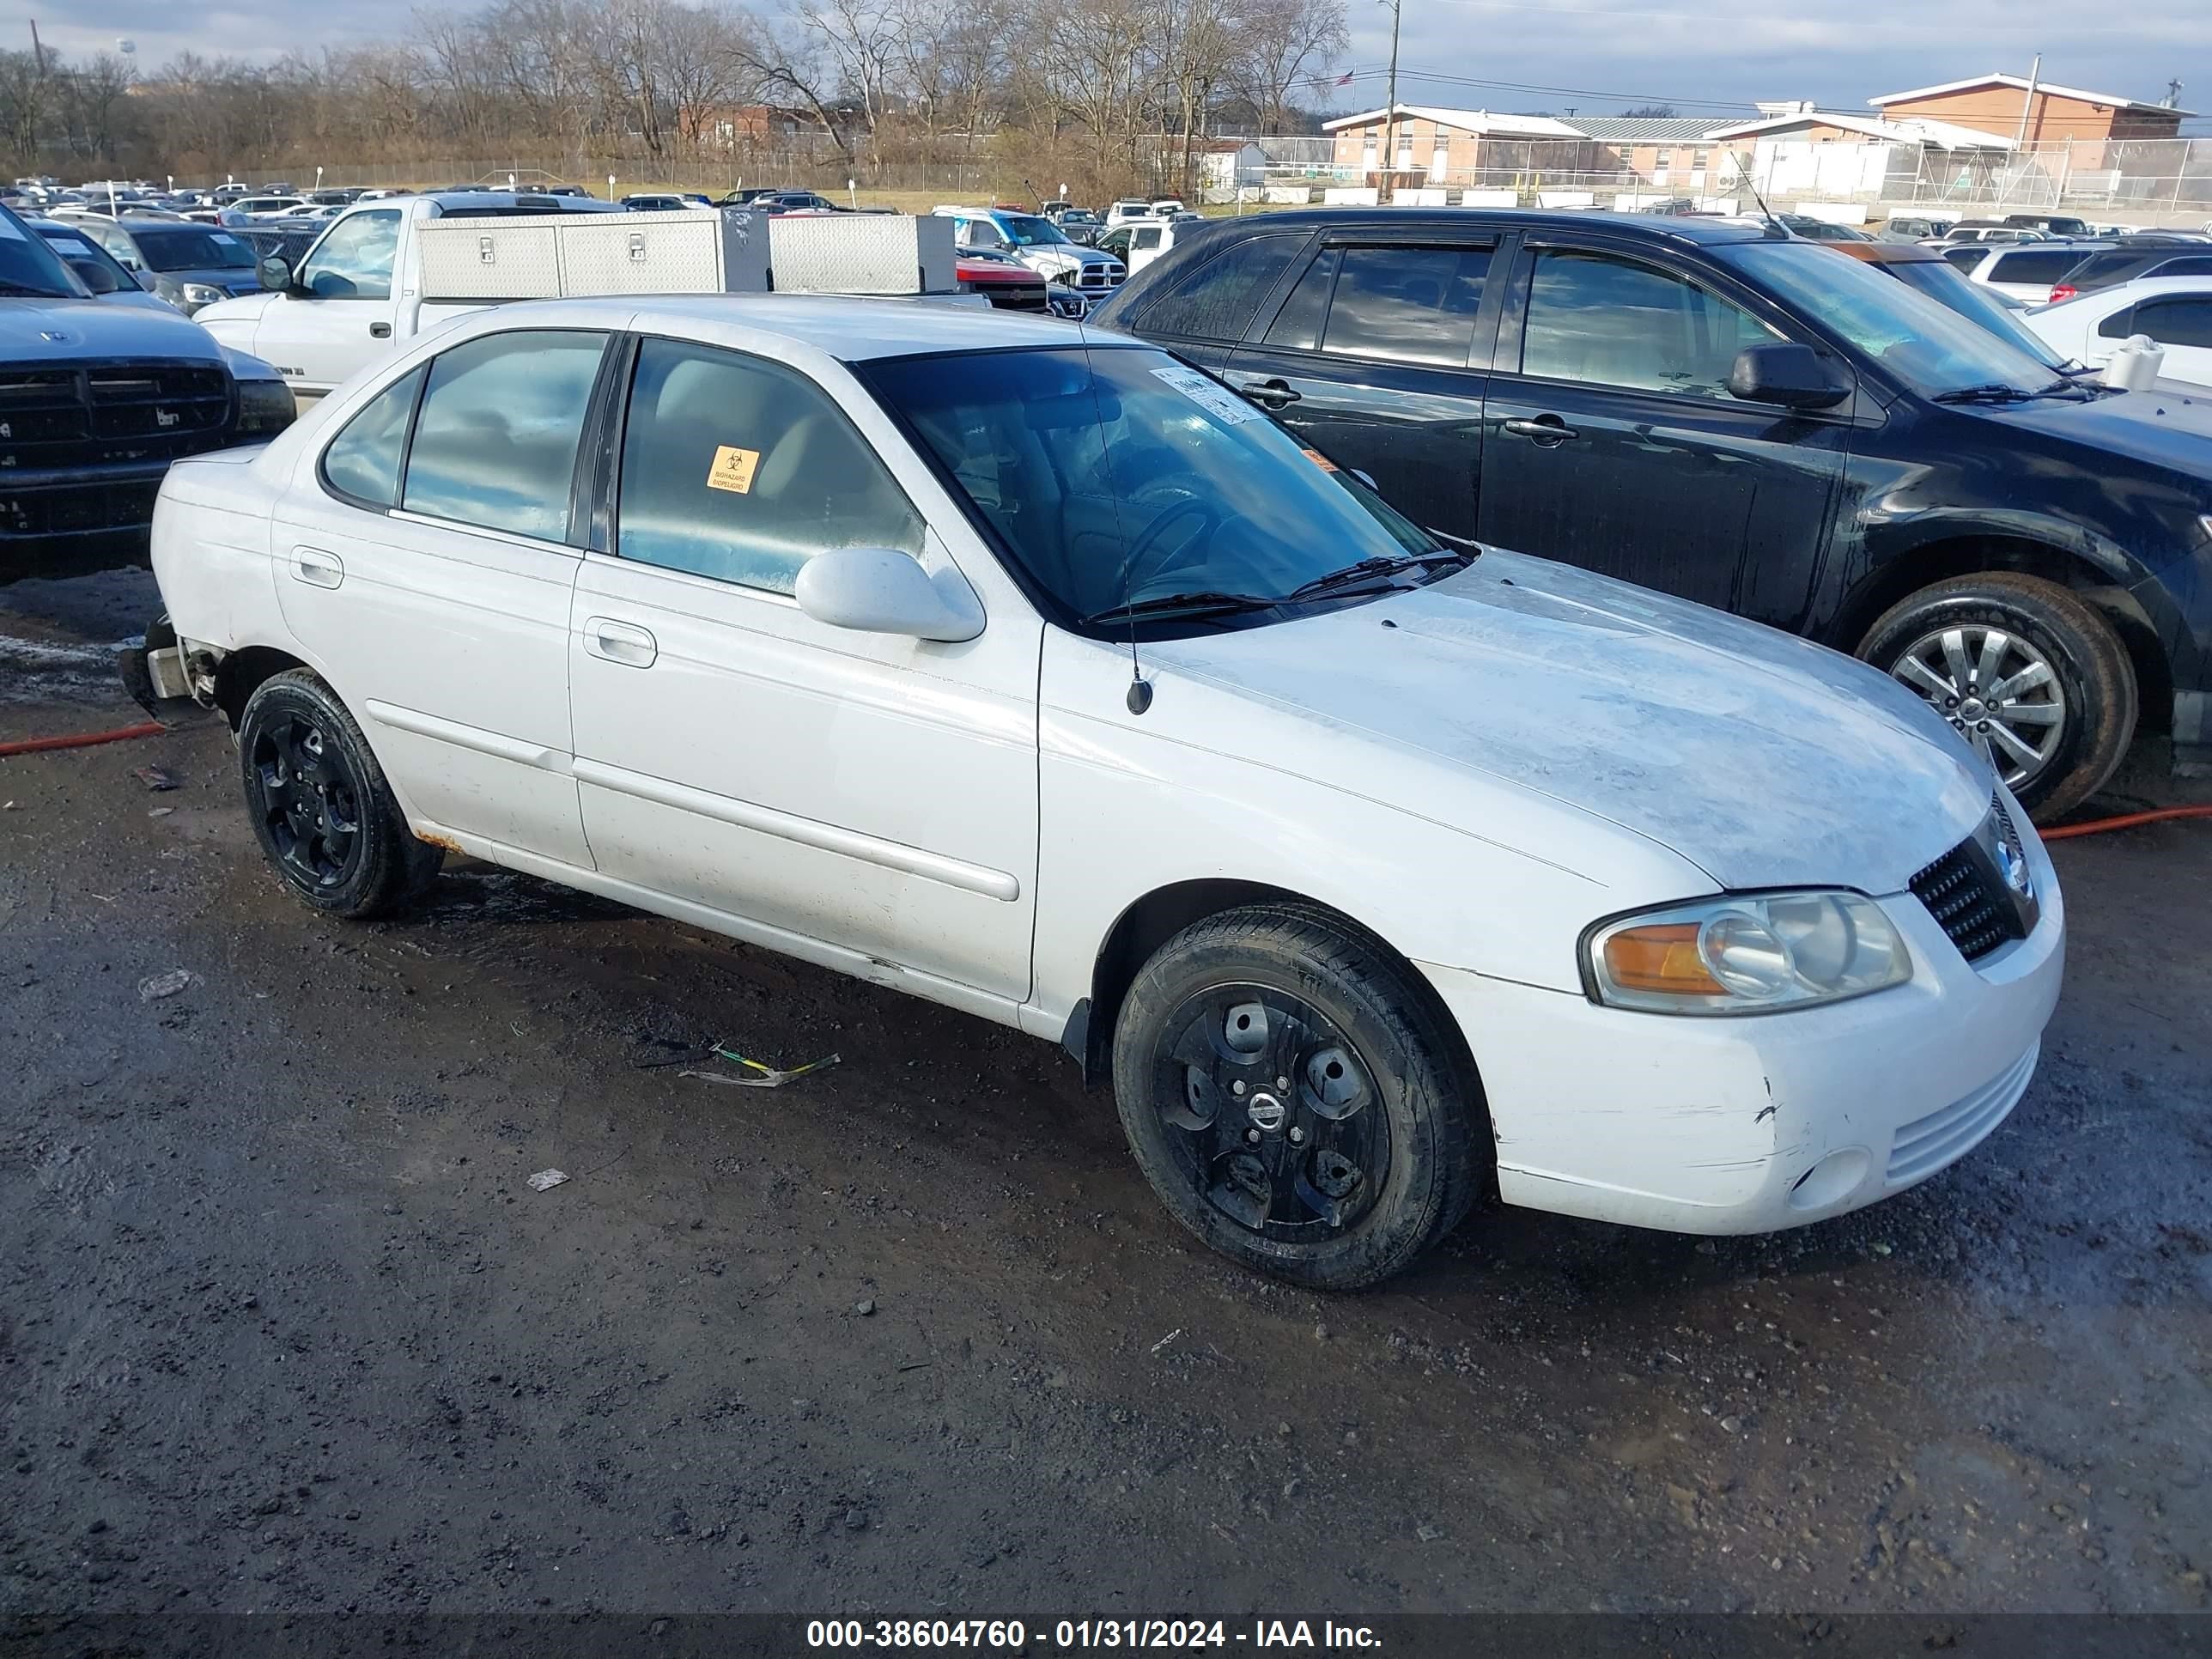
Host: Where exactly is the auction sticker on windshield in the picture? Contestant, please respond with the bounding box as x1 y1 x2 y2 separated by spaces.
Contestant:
1151 364 1260 425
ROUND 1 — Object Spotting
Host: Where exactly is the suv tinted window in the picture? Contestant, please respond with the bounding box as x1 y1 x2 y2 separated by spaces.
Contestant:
1316 246 1491 366
2130 297 2212 349
1984 249 2081 285
617 338 922 595
1942 246 1991 271
1136 234 1304 341
401 330 605 539
1521 249 1775 398
322 366 425 507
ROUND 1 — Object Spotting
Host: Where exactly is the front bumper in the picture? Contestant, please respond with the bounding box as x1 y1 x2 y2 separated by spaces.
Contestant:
0 459 172 581
1421 822 2065 1235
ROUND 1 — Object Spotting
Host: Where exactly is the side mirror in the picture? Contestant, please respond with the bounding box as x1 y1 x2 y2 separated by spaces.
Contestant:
136 268 159 292
256 252 294 293
794 546 984 642
1729 343 1850 410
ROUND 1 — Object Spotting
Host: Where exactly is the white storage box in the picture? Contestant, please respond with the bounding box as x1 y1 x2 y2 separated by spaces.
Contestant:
416 208 771 302
768 215 956 295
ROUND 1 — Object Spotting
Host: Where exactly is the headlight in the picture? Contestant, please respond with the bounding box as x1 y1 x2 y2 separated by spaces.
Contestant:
1584 891 1911 1016
235 378 297 437
181 282 228 308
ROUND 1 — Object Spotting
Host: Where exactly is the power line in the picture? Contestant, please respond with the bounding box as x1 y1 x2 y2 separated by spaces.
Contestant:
1319 64 1762 112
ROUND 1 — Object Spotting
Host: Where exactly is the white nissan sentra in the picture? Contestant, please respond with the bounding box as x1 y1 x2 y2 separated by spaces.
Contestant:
144 298 2063 1289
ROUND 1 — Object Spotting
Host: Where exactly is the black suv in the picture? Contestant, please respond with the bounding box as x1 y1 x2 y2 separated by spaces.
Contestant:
1092 210 2212 818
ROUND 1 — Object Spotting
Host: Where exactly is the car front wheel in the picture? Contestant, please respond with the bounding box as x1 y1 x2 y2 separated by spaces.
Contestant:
237 669 442 918
1111 904 1484 1290
1858 572 2136 822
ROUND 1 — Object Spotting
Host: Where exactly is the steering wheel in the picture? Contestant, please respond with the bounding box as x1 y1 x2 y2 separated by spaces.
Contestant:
1120 496 1223 599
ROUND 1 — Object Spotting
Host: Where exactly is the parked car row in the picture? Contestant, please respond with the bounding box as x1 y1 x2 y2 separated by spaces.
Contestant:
1091 210 2212 819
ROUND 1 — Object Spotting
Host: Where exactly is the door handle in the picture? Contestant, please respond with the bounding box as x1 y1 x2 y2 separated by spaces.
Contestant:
368 322 392 338
1501 414 1579 446
289 547 343 588
584 617 657 668
1236 377 1302 410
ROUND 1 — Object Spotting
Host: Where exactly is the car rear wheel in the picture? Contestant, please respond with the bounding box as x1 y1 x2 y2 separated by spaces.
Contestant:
238 669 442 918
1111 904 1483 1290
1858 572 2136 822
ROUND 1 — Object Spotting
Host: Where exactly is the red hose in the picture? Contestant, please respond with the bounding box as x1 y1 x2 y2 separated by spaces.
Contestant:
0 720 166 758
2043 804 2212 841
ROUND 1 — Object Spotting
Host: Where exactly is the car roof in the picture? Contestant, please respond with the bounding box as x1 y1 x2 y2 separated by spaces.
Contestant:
1187 207 1778 245
2099 275 2212 294
493 294 1085 360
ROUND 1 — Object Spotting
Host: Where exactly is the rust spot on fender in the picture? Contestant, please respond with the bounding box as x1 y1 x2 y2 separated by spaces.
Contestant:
416 831 465 855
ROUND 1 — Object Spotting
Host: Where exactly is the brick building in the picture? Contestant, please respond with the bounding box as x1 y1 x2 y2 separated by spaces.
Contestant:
1869 73 2191 145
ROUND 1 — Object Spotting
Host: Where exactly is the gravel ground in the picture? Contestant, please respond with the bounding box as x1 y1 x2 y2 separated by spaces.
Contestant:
1 571 2209 1629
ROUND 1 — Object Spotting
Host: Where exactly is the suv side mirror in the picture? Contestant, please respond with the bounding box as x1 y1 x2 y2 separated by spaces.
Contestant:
257 252 295 293
794 546 984 642
1729 343 1850 410
136 268 158 292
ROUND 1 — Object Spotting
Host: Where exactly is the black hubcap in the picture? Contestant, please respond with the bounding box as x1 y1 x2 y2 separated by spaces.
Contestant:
1152 987 1390 1243
250 713 362 890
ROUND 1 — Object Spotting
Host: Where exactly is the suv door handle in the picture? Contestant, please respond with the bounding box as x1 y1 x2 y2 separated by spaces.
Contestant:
368 322 392 338
290 547 343 588
1501 415 1579 446
584 617 657 668
1235 377 1302 410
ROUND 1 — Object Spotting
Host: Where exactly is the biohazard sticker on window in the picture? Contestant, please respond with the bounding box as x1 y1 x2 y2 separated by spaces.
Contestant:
706 444 760 494
1150 364 1260 425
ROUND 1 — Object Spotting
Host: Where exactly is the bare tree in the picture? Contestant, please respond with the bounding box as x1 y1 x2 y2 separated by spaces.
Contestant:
1226 0 1347 136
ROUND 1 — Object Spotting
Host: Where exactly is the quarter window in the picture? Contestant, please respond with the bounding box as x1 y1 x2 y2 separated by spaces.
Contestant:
616 338 922 595
1520 249 1776 398
400 330 606 540
1135 234 1304 342
321 365 425 508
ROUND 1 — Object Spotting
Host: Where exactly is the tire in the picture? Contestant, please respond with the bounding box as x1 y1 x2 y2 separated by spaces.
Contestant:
1110 903 1483 1291
1858 572 2137 823
237 669 442 919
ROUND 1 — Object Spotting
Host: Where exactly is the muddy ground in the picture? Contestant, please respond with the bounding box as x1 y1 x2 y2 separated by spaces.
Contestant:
2 570 2209 1628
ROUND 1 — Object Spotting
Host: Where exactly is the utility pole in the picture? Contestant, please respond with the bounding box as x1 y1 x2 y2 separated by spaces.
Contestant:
2001 52 2040 210
1379 0 1402 203
27 18 44 73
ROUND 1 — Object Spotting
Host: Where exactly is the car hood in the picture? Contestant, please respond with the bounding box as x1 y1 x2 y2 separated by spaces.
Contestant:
192 289 276 331
1144 550 1993 895
1976 381 2212 477
0 296 227 363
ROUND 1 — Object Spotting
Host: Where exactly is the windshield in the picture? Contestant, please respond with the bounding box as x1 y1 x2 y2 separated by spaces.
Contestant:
130 226 257 271
0 208 89 297
863 345 1437 630
999 214 1072 248
36 227 131 294
1881 258 2072 370
1717 240 2056 396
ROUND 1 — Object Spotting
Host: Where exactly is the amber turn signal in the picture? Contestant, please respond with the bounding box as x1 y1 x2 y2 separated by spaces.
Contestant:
1601 922 1725 996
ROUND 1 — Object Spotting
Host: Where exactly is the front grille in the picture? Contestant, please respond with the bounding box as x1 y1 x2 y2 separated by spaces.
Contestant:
988 287 1049 313
1909 798 2029 963
1079 269 1117 288
0 359 234 474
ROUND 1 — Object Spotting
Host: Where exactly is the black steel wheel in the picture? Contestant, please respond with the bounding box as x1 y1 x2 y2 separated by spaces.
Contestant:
1113 903 1484 1290
236 669 442 918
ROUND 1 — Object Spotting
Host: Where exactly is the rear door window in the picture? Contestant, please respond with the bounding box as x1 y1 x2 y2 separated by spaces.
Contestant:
1310 245 1492 367
321 366 426 508
400 330 607 540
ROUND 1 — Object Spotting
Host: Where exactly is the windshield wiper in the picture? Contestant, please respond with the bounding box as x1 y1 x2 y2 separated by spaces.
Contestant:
1080 590 1282 627
1282 549 1475 603
1934 380 2083 405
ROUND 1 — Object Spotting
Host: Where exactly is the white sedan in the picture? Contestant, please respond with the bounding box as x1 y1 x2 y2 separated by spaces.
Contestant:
2024 275 2212 388
144 299 2064 1288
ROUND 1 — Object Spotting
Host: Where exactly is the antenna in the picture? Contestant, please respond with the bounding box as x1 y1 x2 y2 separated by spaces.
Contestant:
1728 148 1783 235
1075 316 1152 714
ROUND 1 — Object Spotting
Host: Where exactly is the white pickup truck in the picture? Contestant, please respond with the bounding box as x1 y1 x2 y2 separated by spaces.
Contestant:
192 191 629 402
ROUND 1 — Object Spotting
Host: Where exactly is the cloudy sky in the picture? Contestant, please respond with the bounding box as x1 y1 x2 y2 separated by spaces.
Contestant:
9 0 2210 128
